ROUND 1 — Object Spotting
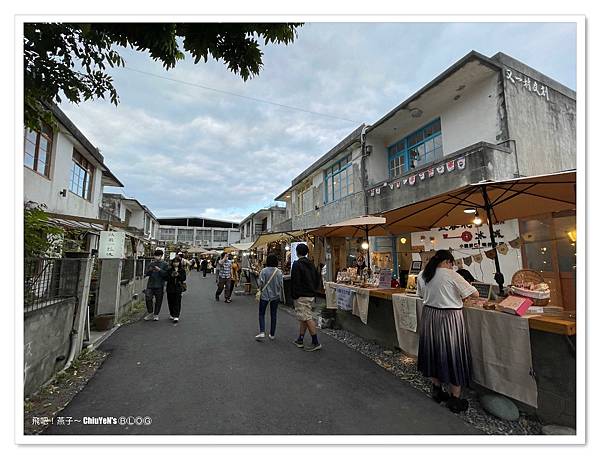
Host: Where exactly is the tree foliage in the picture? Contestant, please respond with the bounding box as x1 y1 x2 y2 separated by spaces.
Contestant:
24 22 302 130
24 202 64 258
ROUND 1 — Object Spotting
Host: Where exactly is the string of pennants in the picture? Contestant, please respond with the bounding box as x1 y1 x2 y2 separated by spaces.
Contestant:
419 236 523 267
370 156 467 196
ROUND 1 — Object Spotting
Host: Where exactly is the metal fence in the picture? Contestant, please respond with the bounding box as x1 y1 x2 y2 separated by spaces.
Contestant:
24 258 81 313
121 257 135 283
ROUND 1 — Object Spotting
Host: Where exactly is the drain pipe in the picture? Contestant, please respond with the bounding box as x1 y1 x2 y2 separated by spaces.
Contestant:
360 125 370 216
57 329 79 375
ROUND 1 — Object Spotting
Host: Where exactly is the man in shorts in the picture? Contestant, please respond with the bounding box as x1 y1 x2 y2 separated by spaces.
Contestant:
291 243 322 351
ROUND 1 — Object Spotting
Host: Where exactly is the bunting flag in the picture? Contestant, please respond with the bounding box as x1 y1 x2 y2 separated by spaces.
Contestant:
389 182 394 190
402 178 409 185
473 253 483 264
485 248 497 259
457 157 466 170
419 171 426 181
375 187 381 195
456 259 464 269
395 181 401 189
436 165 445 175
497 243 509 255
428 167 435 178
408 175 416 185
463 256 472 266
446 160 456 172
509 237 523 249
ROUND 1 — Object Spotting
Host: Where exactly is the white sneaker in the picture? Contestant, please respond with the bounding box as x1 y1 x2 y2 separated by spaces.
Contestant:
268 334 275 340
169 316 174 320
143 313 153 321
255 332 265 341
153 315 159 321
173 317 179 323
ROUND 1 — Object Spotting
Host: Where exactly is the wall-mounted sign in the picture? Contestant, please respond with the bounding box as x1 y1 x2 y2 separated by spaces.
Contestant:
505 68 550 101
98 231 126 259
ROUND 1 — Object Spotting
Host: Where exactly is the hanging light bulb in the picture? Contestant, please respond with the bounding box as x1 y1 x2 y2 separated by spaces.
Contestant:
400 237 407 244
361 240 369 250
473 213 482 226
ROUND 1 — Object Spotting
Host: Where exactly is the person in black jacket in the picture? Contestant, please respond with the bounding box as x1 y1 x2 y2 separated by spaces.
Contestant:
291 243 322 351
166 257 187 323
200 258 209 277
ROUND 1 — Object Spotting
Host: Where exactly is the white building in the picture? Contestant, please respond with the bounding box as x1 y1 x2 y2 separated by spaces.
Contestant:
239 205 288 243
157 217 240 250
24 104 123 219
100 193 159 241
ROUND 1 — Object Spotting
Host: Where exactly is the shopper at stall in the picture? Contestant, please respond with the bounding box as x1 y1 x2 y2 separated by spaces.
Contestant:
416 249 478 413
255 254 284 341
291 243 322 351
144 249 169 321
200 258 209 278
231 255 241 287
215 252 233 303
166 256 187 323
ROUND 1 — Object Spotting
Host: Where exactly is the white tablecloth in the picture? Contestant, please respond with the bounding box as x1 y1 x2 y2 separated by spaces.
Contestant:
324 282 370 324
389 294 538 407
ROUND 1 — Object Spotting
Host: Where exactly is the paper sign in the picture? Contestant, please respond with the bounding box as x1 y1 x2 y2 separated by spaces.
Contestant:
378 269 392 289
336 287 355 311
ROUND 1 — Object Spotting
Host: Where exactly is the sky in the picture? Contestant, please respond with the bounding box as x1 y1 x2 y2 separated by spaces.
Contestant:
59 21 577 222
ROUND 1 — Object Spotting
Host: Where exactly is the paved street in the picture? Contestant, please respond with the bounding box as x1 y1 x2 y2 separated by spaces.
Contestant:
45 271 480 435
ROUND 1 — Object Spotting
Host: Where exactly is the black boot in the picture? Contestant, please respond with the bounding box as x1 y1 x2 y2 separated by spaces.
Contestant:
446 394 469 413
432 384 450 403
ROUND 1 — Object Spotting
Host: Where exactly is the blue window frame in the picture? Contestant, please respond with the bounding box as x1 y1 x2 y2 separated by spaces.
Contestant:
388 118 443 178
324 155 354 204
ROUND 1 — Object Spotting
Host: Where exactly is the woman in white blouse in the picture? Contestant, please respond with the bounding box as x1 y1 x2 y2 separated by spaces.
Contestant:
417 250 479 413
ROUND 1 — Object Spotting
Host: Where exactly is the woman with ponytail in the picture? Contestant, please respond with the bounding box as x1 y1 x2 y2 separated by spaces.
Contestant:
416 249 479 413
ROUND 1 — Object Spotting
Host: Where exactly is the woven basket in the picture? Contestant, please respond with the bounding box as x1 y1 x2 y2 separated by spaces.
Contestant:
510 269 550 306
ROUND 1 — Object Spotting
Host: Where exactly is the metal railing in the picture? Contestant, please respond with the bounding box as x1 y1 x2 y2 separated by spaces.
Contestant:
24 258 81 313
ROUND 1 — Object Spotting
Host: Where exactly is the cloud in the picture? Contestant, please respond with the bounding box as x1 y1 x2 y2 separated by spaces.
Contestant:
59 22 576 222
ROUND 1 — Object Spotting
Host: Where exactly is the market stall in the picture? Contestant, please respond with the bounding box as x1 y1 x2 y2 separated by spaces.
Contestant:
317 171 577 426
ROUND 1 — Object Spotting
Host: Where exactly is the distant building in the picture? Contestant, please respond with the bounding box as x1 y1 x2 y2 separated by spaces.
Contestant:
100 193 159 241
239 205 288 243
157 217 240 250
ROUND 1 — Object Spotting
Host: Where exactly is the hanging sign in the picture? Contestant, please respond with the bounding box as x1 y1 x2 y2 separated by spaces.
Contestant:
98 231 126 259
436 165 445 175
408 175 416 185
336 287 355 311
446 160 456 172
378 269 392 289
457 157 466 170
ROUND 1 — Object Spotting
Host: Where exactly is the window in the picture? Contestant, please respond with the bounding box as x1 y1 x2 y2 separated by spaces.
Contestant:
159 228 176 241
214 230 229 243
324 155 354 204
24 124 53 177
388 118 443 178
178 228 194 243
124 209 132 226
69 150 95 200
195 229 212 245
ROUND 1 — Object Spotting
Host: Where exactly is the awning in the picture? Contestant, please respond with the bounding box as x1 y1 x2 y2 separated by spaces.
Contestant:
229 242 254 251
380 170 576 233
307 215 387 238
251 230 306 249
186 246 209 254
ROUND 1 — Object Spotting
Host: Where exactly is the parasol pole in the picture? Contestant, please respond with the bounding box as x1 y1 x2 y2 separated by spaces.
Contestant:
365 225 371 270
481 185 505 295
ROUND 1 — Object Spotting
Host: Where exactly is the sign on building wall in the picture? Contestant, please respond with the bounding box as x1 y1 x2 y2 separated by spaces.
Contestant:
98 231 126 259
505 68 550 102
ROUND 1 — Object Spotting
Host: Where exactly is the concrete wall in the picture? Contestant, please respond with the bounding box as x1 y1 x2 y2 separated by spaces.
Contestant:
24 128 103 219
118 277 146 319
24 299 76 397
365 73 505 189
367 144 517 214
497 55 576 176
291 144 364 230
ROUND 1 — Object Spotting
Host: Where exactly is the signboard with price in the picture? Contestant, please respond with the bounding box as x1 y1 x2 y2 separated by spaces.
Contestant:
98 231 126 259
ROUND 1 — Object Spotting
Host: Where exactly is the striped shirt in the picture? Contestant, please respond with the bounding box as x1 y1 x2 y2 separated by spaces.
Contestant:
219 259 232 279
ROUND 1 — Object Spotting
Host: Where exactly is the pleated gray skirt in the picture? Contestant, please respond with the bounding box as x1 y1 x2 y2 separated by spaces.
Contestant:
417 305 472 387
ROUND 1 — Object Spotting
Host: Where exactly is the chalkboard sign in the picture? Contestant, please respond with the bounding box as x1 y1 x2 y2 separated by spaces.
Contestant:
472 282 494 300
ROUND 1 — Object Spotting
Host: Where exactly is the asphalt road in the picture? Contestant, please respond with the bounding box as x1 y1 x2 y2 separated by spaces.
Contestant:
45 270 480 435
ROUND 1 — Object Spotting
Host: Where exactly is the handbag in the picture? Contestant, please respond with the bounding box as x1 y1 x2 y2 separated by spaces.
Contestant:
256 268 278 302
